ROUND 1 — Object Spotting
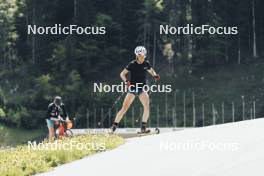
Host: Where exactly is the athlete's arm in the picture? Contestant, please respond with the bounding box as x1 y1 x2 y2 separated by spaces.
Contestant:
120 68 129 82
147 68 158 77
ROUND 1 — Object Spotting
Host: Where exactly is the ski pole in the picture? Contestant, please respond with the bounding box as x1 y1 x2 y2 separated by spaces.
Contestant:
100 91 126 127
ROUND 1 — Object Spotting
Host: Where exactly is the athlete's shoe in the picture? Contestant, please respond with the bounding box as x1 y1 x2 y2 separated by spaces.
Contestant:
140 126 151 133
110 123 117 133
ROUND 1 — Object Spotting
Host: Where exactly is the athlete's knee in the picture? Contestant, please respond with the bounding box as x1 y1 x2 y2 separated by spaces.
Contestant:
119 107 128 114
122 101 132 110
49 128 54 132
119 107 127 115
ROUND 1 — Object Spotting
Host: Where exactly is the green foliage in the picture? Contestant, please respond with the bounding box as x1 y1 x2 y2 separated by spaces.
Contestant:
0 123 45 146
0 0 263 129
96 13 113 26
0 108 6 117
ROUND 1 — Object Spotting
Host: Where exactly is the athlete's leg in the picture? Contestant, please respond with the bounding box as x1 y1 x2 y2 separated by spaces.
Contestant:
46 119 55 141
138 91 150 133
114 93 136 123
139 91 150 123
48 127 55 141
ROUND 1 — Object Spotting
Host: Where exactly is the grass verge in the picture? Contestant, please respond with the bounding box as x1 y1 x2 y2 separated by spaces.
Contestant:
0 134 124 176
0 123 46 146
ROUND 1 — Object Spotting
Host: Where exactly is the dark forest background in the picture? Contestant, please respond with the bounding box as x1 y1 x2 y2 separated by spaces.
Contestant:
0 0 264 129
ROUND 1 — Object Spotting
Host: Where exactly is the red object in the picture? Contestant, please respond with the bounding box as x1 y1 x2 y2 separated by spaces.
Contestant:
126 80 131 87
59 123 65 136
154 75 160 81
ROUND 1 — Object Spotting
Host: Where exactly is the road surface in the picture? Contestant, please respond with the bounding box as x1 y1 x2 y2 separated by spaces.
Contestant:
38 118 264 176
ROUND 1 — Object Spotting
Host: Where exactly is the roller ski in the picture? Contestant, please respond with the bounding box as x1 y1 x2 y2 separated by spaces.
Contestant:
137 129 160 136
137 123 160 136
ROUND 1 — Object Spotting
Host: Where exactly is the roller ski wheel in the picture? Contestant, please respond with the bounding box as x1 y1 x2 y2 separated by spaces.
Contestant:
154 128 160 134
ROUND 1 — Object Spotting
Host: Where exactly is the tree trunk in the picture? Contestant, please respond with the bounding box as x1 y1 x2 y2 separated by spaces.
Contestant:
238 35 241 64
74 0 77 23
152 28 156 69
252 0 257 58
225 36 229 63
32 0 36 64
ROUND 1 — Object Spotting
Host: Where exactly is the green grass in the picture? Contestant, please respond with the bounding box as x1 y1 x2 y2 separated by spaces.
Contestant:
0 123 46 146
0 134 124 176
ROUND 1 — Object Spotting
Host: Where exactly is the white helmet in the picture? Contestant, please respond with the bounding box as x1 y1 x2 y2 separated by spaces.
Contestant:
134 46 147 58
54 96 62 106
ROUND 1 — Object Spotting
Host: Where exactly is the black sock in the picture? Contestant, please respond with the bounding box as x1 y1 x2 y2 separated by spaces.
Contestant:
141 122 147 128
113 122 118 126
